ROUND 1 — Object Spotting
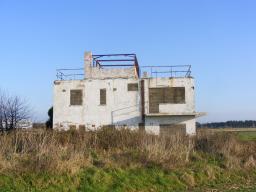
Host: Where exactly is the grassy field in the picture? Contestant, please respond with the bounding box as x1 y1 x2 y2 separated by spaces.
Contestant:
0 128 255 191
236 131 256 141
198 128 256 141
0 166 256 192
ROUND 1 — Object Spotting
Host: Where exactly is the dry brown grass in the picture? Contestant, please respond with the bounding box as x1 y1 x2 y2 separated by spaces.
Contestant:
0 127 255 175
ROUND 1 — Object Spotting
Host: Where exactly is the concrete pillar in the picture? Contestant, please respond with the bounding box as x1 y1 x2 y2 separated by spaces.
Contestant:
84 51 92 79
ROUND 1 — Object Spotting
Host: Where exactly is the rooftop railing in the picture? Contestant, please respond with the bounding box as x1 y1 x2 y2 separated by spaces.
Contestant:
140 65 191 78
56 65 192 80
56 53 191 80
56 68 84 80
92 54 140 77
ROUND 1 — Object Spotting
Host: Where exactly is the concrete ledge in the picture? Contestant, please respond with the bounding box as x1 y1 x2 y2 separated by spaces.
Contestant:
145 112 206 117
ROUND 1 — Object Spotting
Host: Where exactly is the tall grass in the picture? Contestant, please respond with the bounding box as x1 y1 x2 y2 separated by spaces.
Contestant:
0 127 255 175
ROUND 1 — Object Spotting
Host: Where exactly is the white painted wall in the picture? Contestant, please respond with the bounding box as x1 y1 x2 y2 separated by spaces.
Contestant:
53 80 86 130
142 77 196 135
144 116 196 135
84 78 141 127
143 77 195 114
53 76 197 135
53 78 141 130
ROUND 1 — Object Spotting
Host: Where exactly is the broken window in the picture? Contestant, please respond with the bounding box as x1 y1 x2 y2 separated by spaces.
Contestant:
70 90 83 105
100 89 106 105
149 87 185 113
128 83 138 91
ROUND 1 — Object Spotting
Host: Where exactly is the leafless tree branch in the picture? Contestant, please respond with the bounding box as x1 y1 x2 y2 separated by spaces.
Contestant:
0 90 31 131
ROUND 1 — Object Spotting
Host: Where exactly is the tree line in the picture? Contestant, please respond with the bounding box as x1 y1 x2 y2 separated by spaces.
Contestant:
197 120 256 128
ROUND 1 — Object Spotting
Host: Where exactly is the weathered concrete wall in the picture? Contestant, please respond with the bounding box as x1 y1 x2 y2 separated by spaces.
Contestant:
89 67 137 79
53 80 86 130
142 77 196 135
144 116 196 135
143 77 195 114
53 78 141 130
53 70 197 135
84 78 141 127
84 51 137 79
84 51 92 78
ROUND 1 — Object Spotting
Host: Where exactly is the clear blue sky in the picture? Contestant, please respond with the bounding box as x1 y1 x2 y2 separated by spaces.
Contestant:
0 0 256 123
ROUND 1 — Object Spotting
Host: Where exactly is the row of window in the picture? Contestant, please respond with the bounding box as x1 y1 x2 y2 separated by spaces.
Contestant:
70 83 138 106
70 84 186 109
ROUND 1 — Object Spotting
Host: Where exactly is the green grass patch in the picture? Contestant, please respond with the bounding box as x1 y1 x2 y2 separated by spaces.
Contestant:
237 131 256 141
0 166 256 192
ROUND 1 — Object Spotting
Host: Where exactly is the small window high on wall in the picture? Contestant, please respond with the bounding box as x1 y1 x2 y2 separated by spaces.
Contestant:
128 83 138 91
100 89 106 105
70 90 83 105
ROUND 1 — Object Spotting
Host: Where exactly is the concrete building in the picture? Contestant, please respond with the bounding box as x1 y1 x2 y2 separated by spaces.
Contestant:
53 51 204 135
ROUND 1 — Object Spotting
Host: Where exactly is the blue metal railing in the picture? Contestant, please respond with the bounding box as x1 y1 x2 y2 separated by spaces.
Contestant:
56 68 84 80
140 65 191 78
56 65 191 80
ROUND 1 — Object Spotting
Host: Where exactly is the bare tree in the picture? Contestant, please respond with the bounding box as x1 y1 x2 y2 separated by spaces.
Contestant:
0 90 31 131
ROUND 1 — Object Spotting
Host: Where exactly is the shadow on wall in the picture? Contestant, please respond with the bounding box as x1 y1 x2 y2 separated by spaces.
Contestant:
111 104 141 125
112 116 142 126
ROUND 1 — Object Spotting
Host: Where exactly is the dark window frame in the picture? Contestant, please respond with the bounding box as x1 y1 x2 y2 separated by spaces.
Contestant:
70 89 83 106
100 89 106 105
128 83 139 91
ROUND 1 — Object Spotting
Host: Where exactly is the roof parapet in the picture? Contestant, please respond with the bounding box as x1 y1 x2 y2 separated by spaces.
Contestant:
85 53 140 79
